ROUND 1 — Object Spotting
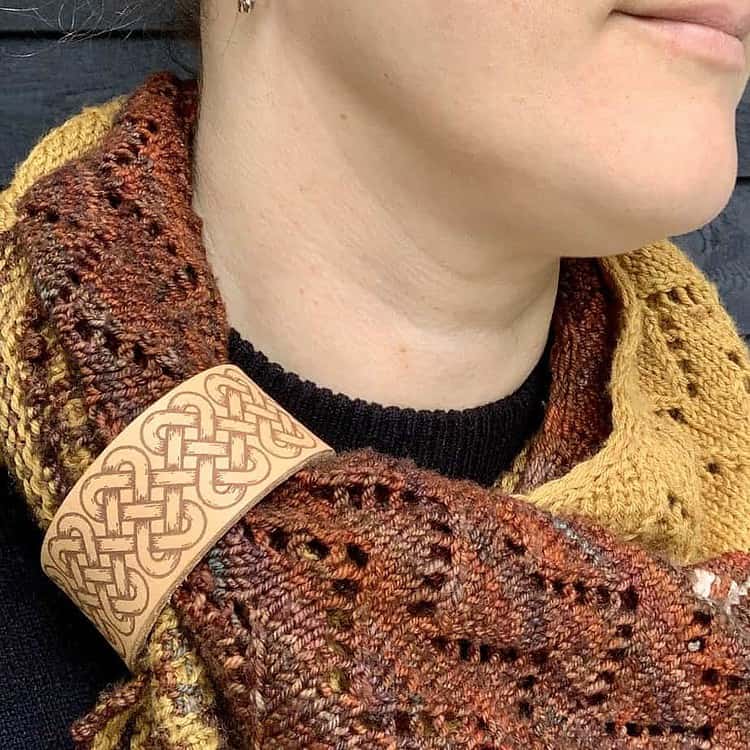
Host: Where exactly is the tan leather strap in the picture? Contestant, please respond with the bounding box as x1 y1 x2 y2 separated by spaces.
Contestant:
41 364 334 668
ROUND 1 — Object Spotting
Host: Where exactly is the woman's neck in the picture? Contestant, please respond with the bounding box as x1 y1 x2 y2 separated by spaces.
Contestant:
192 7 560 410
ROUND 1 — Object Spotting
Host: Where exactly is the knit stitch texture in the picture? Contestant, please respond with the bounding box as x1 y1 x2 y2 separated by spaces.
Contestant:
1 72 750 748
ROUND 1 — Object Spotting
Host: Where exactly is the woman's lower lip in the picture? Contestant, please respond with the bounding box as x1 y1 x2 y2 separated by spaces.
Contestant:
618 12 747 71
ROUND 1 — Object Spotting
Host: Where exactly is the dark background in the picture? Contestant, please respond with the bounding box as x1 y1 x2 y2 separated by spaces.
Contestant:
1 0 749 346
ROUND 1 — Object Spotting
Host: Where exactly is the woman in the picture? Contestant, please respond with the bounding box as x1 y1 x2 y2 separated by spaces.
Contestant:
1 1 750 747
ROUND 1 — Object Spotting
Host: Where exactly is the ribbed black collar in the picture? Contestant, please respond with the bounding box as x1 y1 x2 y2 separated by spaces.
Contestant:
228 327 552 487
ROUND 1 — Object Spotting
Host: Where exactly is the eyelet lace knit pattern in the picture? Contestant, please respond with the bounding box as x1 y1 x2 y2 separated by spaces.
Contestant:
173 451 750 748
1 72 749 748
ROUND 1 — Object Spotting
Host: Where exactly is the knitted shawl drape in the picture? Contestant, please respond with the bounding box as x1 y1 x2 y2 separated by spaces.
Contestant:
2 72 750 749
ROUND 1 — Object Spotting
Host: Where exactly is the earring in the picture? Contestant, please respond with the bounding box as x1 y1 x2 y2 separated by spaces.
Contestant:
238 0 255 11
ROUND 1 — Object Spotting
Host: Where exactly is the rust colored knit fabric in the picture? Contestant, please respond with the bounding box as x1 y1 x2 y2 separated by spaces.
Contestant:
4 73 750 748
172 448 750 748
504 257 617 493
11 74 228 515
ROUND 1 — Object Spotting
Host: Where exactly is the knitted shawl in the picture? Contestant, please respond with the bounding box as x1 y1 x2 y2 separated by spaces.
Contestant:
1 72 750 749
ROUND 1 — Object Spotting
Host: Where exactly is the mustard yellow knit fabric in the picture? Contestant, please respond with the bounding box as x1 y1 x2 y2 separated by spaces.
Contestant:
498 246 750 564
1 94 749 574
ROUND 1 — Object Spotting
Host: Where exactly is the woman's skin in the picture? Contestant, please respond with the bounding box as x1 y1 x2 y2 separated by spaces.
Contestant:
192 0 750 410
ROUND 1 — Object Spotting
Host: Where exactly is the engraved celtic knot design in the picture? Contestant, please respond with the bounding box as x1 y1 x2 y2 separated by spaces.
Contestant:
42 365 333 666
